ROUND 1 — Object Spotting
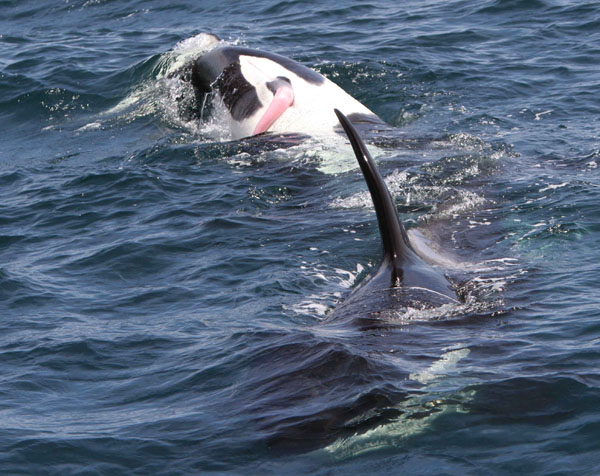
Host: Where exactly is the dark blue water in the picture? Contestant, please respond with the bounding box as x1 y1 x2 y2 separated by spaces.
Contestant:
2 0 600 474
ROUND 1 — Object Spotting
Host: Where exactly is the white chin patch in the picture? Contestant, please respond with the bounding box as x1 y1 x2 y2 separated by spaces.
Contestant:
227 54 377 139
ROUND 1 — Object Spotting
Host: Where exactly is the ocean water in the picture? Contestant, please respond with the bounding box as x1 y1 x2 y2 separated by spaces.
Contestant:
2 0 600 474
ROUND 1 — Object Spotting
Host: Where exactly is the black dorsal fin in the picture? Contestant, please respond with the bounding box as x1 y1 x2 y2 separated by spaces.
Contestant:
335 109 415 267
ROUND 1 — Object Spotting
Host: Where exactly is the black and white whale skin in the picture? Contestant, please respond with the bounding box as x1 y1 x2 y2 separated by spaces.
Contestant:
328 109 459 325
188 39 386 139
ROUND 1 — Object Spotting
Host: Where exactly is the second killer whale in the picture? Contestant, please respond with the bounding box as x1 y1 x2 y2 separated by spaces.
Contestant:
248 111 461 453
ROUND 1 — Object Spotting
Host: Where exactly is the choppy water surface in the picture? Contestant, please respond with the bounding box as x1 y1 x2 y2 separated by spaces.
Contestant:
1 1 600 474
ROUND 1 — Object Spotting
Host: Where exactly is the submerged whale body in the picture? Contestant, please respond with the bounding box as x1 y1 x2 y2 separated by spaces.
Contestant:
253 112 461 453
187 39 386 139
327 109 458 325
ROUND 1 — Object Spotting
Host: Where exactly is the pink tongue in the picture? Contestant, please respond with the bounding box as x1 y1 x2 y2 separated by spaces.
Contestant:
253 84 295 135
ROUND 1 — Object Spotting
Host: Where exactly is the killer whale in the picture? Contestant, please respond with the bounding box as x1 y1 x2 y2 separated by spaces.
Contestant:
328 109 459 324
187 41 386 139
244 113 462 453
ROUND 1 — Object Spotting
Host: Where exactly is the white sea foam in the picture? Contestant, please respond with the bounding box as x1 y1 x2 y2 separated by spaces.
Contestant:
76 122 101 132
539 182 568 192
288 262 366 319
98 33 226 136
331 167 487 225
